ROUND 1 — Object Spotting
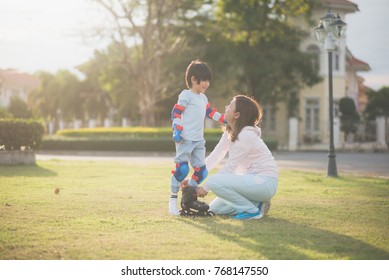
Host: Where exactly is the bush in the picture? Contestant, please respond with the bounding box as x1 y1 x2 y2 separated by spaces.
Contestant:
339 97 360 136
41 137 278 152
45 127 278 152
56 126 224 139
42 138 177 152
0 108 12 118
0 119 45 151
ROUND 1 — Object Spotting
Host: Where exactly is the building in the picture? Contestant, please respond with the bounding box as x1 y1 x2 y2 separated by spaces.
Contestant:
345 48 370 113
260 0 371 150
0 69 40 108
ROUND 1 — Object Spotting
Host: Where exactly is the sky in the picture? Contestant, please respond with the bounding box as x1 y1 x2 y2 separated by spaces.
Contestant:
0 0 104 76
345 0 389 90
0 0 388 90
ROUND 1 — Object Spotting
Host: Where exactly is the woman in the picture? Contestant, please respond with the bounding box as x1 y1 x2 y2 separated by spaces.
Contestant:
197 95 279 220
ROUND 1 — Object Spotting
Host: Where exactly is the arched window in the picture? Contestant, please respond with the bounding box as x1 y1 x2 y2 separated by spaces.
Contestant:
306 44 320 72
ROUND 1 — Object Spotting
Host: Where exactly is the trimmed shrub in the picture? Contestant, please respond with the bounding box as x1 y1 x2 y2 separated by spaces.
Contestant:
0 119 45 151
56 127 224 139
46 127 278 152
42 138 176 152
41 137 278 152
339 97 360 137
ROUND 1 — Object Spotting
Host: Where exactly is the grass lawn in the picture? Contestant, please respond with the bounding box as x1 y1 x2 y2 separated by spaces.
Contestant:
0 159 388 260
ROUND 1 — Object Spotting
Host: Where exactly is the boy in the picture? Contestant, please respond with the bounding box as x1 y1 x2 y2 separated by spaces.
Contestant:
169 59 226 215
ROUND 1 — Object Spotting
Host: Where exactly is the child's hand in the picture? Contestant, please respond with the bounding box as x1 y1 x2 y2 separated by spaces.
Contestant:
172 124 184 142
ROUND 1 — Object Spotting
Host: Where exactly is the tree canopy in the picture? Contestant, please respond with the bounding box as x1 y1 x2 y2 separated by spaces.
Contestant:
89 0 320 124
26 0 322 126
365 87 389 120
208 0 320 104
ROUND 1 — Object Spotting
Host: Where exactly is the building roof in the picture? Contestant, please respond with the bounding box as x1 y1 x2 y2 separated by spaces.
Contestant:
322 0 359 13
0 69 40 89
346 48 371 72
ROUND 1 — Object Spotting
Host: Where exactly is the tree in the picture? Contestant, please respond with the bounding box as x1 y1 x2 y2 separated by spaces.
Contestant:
199 0 321 107
28 72 59 122
55 70 83 121
365 87 389 120
365 86 389 144
8 97 33 119
28 71 86 125
84 0 321 125
80 81 111 122
339 97 360 141
78 46 138 123
92 0 207 126
0 107 12 119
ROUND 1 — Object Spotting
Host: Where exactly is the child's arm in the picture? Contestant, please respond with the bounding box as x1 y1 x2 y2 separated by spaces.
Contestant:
205 102 226 124
171 94 189 142
171 104 184 142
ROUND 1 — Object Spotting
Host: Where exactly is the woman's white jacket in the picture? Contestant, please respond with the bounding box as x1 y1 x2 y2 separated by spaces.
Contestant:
205 126 278 177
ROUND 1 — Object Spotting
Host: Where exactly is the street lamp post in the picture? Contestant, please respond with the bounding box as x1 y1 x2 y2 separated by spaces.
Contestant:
314 9 346 177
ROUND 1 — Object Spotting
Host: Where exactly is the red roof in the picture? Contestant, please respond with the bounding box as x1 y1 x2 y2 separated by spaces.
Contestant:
347 57 370 71
0 69 40 89
346 49 370 72
322 0 359 12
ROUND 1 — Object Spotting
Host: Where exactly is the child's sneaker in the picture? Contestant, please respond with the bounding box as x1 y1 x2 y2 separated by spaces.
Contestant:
232 210 262 220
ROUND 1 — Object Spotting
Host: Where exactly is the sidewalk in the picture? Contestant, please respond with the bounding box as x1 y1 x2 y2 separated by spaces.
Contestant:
36 150 389 178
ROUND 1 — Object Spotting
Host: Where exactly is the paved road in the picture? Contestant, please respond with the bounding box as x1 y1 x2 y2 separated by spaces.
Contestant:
272 151 389 178
36 150 389 178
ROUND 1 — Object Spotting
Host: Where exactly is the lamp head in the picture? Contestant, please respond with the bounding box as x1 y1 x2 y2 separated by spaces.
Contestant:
314 22 326 43
330 14 347 37
320 9 336 30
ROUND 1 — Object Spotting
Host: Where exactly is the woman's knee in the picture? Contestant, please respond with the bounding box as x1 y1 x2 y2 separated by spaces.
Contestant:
209 198 236 215
204 174 223 192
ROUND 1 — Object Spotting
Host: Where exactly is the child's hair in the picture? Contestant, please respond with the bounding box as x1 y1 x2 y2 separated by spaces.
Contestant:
227 95 263 142
185 59 213 88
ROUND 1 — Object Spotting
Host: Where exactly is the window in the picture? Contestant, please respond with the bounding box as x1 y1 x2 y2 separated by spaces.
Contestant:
306 44 320 72
304 98 321 143
262 105 276 131
305 98 320 134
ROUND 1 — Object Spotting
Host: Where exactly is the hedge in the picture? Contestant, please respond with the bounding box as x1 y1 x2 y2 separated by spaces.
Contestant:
45 127 278 152
56 127 224 139
0 119 45 151
41 137 278 152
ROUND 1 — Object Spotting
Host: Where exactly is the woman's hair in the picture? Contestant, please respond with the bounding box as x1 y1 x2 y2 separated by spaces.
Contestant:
185 59 212 88
226 95 263 142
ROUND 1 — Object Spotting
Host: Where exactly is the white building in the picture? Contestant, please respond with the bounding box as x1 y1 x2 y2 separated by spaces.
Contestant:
0 69 40 108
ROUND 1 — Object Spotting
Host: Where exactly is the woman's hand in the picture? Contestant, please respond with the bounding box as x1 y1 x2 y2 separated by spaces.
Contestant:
181 180 208 197
196 187 208 197
180 179 189 189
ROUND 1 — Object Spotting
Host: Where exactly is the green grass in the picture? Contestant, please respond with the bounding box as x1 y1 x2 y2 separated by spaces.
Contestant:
0 160 388 260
